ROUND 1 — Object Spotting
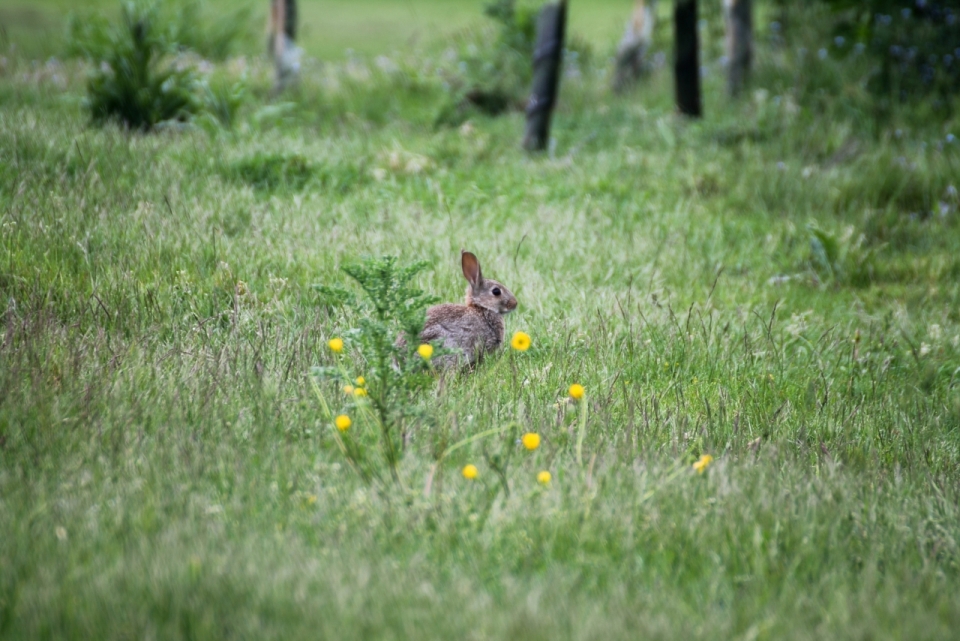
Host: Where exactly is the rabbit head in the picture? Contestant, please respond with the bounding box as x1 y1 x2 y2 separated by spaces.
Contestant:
461 250 517 315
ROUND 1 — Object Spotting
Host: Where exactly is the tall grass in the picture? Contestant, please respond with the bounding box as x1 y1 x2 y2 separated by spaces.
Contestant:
2 2 960 638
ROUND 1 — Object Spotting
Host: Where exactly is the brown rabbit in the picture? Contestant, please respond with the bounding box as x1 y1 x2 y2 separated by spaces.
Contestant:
416 250 518 368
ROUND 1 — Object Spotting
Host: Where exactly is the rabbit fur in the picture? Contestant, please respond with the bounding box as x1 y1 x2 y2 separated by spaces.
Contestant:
416 250 518 368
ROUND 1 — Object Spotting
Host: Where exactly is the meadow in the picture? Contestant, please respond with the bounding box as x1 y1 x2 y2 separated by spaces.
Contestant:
2 1 960 639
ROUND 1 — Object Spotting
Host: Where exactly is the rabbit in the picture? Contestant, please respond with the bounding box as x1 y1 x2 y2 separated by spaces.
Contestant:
411 250 518 369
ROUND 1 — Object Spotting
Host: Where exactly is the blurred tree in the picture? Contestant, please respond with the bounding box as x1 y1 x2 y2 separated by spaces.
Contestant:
674 0 702 116
612 0 657 93
269 0 300 91
523 0 567 150
724 0 752 97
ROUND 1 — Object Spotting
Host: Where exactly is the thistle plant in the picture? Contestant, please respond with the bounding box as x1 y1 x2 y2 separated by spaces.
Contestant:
312 256 439 483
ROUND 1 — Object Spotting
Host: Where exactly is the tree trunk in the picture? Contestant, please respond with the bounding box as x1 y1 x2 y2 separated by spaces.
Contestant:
612 0 657 93
724 0 752 97
523 0 567 152
673 0 701 117
270 0 300 91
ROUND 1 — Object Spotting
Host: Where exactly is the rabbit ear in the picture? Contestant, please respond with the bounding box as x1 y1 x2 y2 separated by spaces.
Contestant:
461 250 483 288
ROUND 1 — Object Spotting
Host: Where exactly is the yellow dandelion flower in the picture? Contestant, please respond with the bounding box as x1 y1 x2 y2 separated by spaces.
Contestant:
511 331 531 351
356 376 365 386
537 470 552 485
418 344 434 360
462 464 478 480
335 415 351 432
353 387 367 397
693 454 713 474
521 433 541 450
568 383 585 400
328 337 344 353
342 384 355 395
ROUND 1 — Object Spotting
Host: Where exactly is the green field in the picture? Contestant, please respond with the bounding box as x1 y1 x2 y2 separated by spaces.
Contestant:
1 0 633 60
2 1 960 639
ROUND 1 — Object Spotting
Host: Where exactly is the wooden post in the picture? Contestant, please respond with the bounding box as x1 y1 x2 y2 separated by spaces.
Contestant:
613 0 657 93
269 0 300 91
724 0 752 97
523 0 567 152
673 0 701 117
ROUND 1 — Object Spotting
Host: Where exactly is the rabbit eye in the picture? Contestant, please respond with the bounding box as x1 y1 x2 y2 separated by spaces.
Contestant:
492 287 502 296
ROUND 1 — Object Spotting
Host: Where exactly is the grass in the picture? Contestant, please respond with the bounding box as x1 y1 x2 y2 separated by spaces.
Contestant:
1 0 634 61
2 1 960 639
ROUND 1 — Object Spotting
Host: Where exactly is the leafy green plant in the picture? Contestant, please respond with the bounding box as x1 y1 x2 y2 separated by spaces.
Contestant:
433 0 538 126
169 0 254 61
82 2 200 130
312 257 441 483
807 223 882 287
484 0 539 54
825 0 960 116
68 0 254 62
199 73 247 129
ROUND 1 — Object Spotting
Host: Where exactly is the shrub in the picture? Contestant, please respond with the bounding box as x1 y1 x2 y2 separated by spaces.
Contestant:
68 0 254 62
82 2 200 131
826 1 960 116
435 0 592 126
169 0 254 61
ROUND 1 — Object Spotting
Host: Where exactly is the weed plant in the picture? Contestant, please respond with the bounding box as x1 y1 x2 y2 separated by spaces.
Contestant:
312 256 439 483
82 2 200 130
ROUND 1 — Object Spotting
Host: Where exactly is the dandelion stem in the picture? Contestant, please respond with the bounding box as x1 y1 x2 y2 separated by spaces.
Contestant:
575 395 589 466
439 424 514 462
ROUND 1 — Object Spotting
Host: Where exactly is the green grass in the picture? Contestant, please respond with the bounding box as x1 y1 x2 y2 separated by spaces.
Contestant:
1 0 634 61
3 2 960 639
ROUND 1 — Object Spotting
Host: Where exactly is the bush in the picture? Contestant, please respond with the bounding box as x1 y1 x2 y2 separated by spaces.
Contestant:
82 2 201 131
826 0 960 116
168 0 254 61
435 0 592 126
68 0 254 62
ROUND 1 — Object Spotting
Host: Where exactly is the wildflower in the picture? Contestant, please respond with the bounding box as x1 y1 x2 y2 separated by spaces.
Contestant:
305 494 318 505
335 415 351 432
328 337 344 353
356 376 366 386
353 387 367 397
418 344 434 360
521 433 541 450
568 383 585 400
342 384 355 395
537 470 551 485
693 454 713 474
511 331 531 351
462 464 478 480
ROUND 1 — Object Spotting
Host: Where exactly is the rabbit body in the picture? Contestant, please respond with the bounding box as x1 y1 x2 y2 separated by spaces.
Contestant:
419 251 517 368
